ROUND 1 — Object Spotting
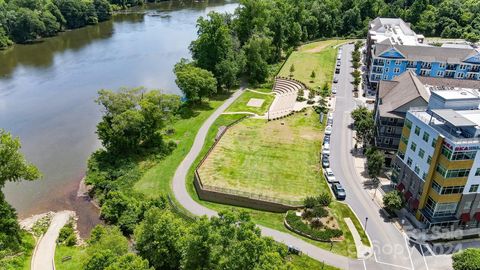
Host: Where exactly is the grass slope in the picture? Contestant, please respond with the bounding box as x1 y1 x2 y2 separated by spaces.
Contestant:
55 245 86 270
198 109 326 204
186 110 368 258
0 232 35 270
225 89 274 115
134 97 228 198
278 39 350 89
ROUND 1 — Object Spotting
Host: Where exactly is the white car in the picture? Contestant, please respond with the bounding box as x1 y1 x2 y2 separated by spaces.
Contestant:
332 87 337 94
323 143 330 156
324 168 337 183
325 125 332 135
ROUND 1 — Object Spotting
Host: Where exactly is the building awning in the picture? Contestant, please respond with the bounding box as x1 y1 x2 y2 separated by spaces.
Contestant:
474 212 480 222
410 199 419 210
396 183 405 192
460 213 471 223
404 191 412 202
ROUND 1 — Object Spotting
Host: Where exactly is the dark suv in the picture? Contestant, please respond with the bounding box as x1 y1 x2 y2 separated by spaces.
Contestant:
331 183 346 200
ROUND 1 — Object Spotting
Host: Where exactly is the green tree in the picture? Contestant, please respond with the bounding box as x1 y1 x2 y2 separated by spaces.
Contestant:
452 248 480 270
234 0 270 44
242 35 272 84
134 208 185 270
0 193 23 251
351 107 374 146
0 27 13 48
105 254 153 270
366 148 384 180
383 191 404 212
0 129 41 187
9 8 45 43
40 10 60 37
310 70 316 82
289 64 295 77
94 0 112 22
174 59 218 103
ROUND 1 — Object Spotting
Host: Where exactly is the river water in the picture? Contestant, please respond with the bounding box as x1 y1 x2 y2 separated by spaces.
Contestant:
0 0 238 236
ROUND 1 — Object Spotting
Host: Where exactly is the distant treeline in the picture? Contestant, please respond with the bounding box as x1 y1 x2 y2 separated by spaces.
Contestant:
1 0 479 49
0 0 169 48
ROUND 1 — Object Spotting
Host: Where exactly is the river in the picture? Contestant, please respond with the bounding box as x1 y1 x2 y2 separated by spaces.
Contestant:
0 0 238 236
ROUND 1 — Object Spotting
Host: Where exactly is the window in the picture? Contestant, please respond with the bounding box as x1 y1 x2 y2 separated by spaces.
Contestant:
464 201 473 210
469 185 479 193
441 145 477 161
395 60 401 65
431 138 437 148
441 185 464 195
437 167 471 178
410 142 417 152
427 155 432 164
422 173 427 180
476 168 480 176
414 166 420 174
383 75 388 80
385 67 389 72
425 197 458 217
439 63 446 68
432 181 442 194
398 150 405 160
418 149 425 158
405 119 412 129
436 164 447 176
387 60 391 65
407 157 413 166
401 135 409 145
457 72 465 79
388 117 395 123
415 126 420 135
386 126 393 134
422 132 430 142
394 68 400 73
437 71 444 77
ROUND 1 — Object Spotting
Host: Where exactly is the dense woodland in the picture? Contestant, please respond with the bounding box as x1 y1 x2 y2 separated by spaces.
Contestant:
1 0 480 50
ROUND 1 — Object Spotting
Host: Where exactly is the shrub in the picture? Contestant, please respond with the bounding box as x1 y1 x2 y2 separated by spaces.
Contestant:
383 190 404 212
58 222 76 246
304 196 317 208
452 248 480 270
312 205 328 218
308 89 315 99
306 99 315 104
302 209 314 220
316 193 331 207
285 211 342 241
310 218 323 229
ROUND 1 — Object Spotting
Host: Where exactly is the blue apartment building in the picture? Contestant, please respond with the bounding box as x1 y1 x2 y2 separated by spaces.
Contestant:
366 18 480 90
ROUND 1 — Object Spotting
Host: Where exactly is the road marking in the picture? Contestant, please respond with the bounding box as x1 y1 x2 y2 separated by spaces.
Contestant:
404 235 416 270
362 259 367 270
420 244 430 270
373 251 412 270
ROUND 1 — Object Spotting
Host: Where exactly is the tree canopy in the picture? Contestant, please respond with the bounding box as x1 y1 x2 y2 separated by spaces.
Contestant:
174 59 217 103
452 248 480 270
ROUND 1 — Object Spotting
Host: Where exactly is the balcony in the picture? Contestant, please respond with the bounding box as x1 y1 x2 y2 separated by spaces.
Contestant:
446 64 457 71
372 67 383 73
471 66 480 72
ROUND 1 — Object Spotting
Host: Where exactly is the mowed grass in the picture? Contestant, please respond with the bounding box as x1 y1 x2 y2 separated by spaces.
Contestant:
226 89 274 115
55 245 86 270
278 39 350 89
198 108 326 204
134 96 229 198
0 232 35 270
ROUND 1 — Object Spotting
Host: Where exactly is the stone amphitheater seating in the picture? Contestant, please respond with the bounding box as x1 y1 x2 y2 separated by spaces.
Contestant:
268 77 306 120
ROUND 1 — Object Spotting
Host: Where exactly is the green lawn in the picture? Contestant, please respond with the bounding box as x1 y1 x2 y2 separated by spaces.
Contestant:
226 89 274 115
185 109 369 258
134 96 231 198
198 108 326 204
55 245 86 270
289 254 340 270
278 39 350 90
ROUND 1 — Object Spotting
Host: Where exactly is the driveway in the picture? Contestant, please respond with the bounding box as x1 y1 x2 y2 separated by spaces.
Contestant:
31 211 74 270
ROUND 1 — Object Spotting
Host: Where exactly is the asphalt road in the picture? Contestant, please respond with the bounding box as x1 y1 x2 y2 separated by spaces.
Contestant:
330 43 452 270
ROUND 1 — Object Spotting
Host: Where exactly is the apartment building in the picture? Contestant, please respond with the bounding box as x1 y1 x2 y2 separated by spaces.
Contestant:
366 18 480 90
392 88 480 229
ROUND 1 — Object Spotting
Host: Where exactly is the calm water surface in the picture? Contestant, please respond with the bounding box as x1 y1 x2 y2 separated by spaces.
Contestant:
0 0 238 236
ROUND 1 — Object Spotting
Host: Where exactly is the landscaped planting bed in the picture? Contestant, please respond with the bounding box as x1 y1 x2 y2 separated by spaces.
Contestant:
285 194 343 242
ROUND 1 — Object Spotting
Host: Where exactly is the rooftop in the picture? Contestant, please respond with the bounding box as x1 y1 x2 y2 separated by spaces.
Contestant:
369 17 422 46
432 89 480 101
374 43 479 63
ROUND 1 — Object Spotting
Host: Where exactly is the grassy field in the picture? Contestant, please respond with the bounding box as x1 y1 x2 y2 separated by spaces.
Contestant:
134 96 231 198
185 109 369 258
55 245 86 270
198 108 327 204
225 89 274 115
278 39 350 90
289 254 340 270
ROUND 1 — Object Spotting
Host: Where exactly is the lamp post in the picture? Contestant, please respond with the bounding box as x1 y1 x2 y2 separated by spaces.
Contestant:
364 217 369 231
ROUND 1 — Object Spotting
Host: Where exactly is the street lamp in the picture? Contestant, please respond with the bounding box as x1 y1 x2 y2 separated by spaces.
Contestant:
364 217 369 231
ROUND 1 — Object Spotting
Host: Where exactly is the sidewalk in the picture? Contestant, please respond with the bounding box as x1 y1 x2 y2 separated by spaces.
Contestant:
344 217 373 259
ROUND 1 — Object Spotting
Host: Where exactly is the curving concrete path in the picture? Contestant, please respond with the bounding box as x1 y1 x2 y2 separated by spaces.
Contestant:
171 87 360 269
31 211 74 270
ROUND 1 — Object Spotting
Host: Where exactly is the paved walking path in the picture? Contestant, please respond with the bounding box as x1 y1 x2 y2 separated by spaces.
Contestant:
345 218 373 259
31 211 74 270
171 87 363 269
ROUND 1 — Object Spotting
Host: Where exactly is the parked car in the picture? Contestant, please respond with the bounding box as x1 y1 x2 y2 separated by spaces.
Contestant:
332 87 337 94
336 61 341 67
325 125 332 135
323 135 330 144
331 183 346 200
288 245 302 255
322 143 330 156
322 156 330 168
333 77 338 83
324 168 336 183
335 68 340 74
